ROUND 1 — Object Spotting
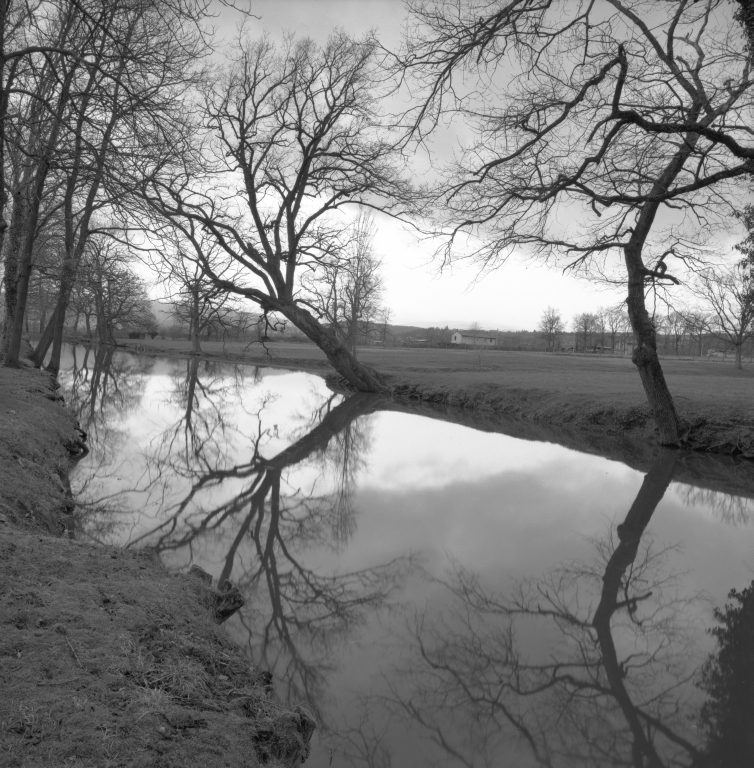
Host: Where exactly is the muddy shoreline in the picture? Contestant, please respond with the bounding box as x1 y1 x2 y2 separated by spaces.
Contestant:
0 362 313 767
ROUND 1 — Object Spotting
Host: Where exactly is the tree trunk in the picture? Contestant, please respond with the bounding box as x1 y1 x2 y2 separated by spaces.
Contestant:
46 244 84 371
4 113 71 365
30 304 60 367
4 227 35 366
624 244 684 445
38 279 47 333
735 345 743 370
1 191 25 355
218 390 387 587
274 300 388 392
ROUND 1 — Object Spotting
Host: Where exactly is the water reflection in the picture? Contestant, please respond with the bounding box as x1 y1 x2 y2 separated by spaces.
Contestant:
355 450 746 767
58 346 754 767
139 389 411 716
677 486 752 526
63 345 154 539
61 347 412 722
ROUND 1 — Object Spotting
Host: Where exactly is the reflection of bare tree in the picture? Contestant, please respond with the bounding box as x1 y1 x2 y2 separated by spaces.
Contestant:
127 390 409 721
676 486 752 526
64 344 153 444
59 344 154 537
364 449 707 768
148 356 248 482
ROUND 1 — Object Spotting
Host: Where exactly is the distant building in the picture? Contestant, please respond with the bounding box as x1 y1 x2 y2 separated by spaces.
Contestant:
451 331 498 346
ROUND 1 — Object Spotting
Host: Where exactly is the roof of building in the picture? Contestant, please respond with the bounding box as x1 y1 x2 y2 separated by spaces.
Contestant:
453 331 498 339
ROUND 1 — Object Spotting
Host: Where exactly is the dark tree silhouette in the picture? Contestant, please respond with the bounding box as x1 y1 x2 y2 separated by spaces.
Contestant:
698 581 754 768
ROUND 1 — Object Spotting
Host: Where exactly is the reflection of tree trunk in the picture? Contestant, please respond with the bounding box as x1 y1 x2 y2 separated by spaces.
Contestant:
592 449 679 767
88 345 115 423
216 392 383 586
218 473 275 587
184 357 199 426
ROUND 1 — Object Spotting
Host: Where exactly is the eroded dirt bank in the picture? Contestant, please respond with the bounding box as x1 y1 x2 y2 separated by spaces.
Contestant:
387 379 754 460
0 364 313 768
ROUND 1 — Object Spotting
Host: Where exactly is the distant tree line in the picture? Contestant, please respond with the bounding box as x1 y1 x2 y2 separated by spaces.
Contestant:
538 241 754 367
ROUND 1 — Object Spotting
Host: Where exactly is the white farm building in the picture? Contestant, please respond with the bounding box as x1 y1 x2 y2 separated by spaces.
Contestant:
451 331 498 346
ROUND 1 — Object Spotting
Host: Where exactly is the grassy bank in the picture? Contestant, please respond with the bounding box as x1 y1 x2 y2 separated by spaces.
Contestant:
114 338 754 456
0 362 313 767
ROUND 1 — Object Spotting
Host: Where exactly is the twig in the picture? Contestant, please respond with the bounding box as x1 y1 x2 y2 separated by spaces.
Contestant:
65 636 83 668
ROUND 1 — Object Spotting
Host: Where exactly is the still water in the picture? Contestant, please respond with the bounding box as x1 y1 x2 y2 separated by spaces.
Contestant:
59 344 754 767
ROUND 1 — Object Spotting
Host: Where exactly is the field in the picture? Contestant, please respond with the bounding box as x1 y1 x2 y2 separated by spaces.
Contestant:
117 338 754 421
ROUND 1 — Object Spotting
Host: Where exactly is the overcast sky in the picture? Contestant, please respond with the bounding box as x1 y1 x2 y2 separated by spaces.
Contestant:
199 0 630 330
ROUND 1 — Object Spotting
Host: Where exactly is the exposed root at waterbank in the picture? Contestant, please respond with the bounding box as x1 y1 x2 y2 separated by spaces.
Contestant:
0 363 315 768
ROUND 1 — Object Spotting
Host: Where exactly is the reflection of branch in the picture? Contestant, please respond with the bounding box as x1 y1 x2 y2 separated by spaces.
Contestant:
111 383 411 721
592 449 682 767
677 486 752 526
60 345 154 541
376 449 704 767
333 699 394 768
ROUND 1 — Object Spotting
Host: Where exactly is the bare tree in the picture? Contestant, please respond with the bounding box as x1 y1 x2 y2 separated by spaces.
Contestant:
377 306 392 346
145 33 413 391
682 310 711 358
605 303 631 355
28 0 209 373
152 224 241 355
80 237 154 344
1 0 95 365
2 0 218 369
572 312 597 353
665 311 689 357
594 307 608 351
304 211 385 358
538 306 563 352
400 0 754 444
690 262 754 369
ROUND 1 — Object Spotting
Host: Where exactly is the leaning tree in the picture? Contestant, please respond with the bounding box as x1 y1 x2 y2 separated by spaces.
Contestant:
145 33 414 392
400 0 754 443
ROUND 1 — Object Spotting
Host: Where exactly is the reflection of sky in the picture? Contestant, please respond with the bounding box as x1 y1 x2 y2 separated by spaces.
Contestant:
359 411 639 491
63 350 754 768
